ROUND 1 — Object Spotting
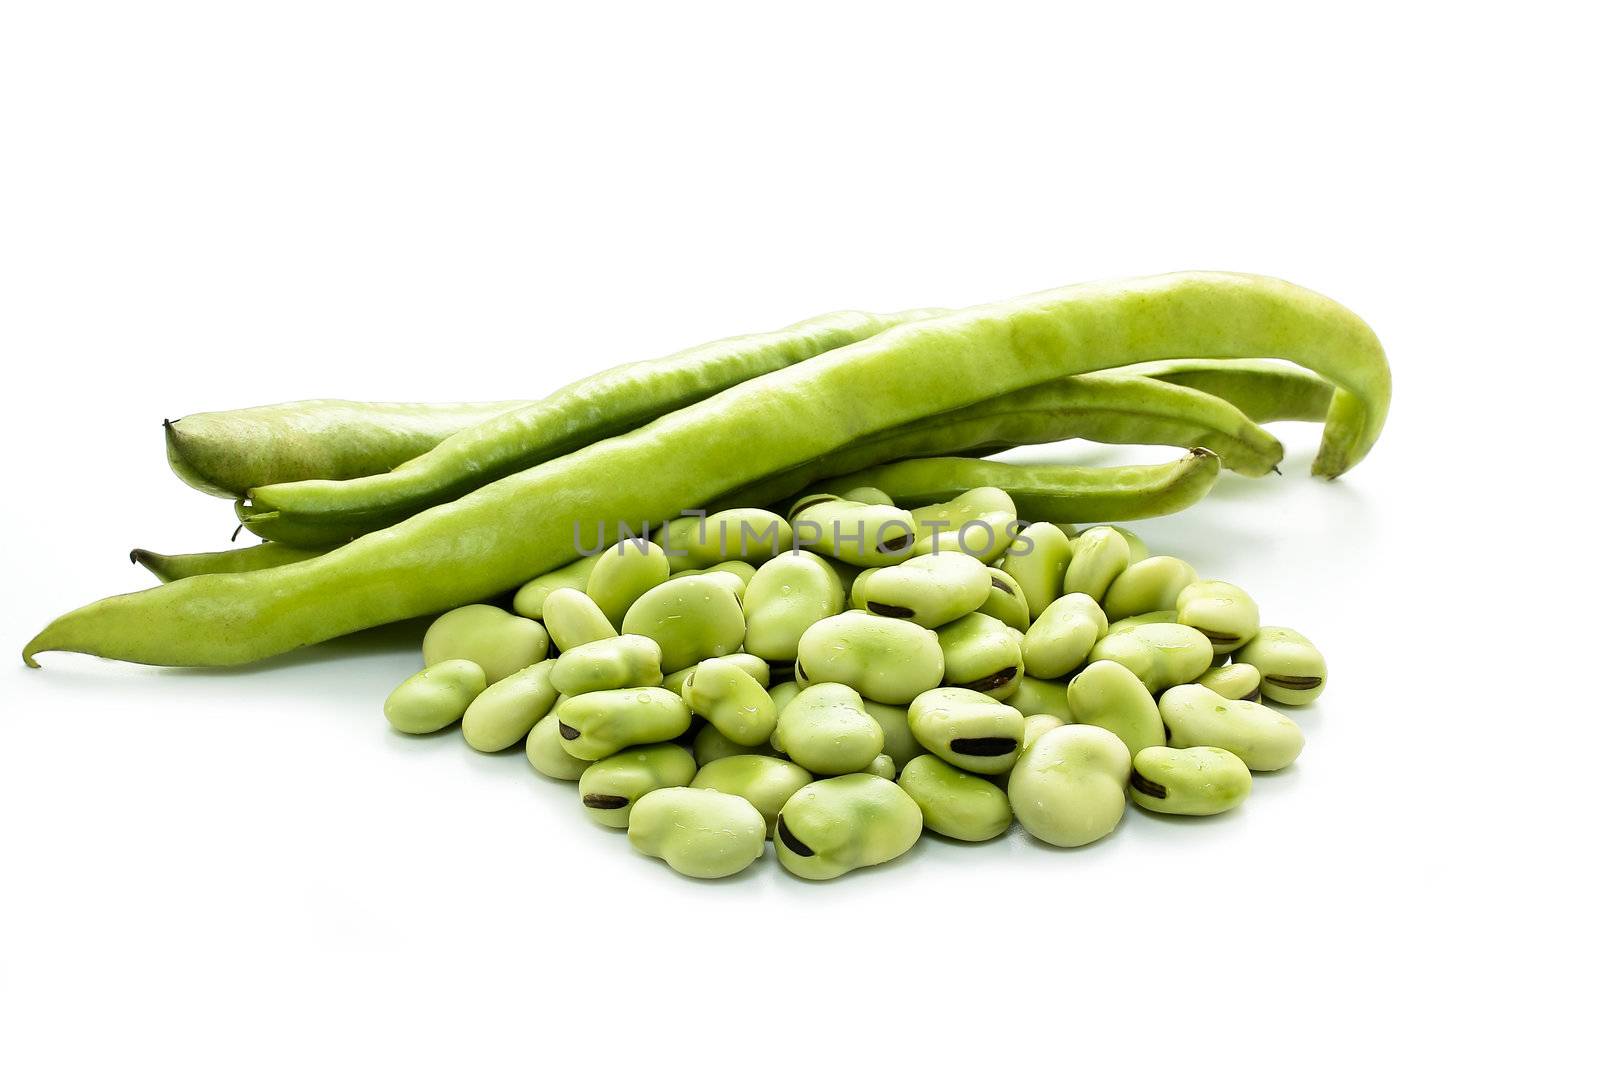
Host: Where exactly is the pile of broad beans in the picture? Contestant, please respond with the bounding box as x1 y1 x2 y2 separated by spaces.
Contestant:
22 271 1379 880
391 498 1325 879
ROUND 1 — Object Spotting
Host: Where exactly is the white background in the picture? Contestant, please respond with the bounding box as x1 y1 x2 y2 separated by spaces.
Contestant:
3 2 1596 1062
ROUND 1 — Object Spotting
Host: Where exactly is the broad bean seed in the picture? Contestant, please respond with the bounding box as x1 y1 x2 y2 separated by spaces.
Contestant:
1158 684 1304 771
1176 580 1261 653
1235 626 1327 705
1021 592 1108 679
586 541 671 628
1102 556 1198 621
663 652 770 696
864 754 896 779
1129 746 1252 815
550 634 664 696
907 687 1025 775
690 754 814 835
384 659 486 734
1007 724 1131 847
909 488 1018 563
1004 676 1073 719
462 660 558 752
422 604 549 684
774 774 923 880
999 522 1074 618
524 702 593 780
1089 622 1213 692
513 555 601 620
1106 610 1179 635
861 700 924 772
1063 526 1133 600
771 682 884 775
682 657 779 746
976 567 1031 631
790 496 917 567
628 787 767 879
1065 660 1165 755
1195 662 1262 701
741 551 845 661
555 687 692 761
542 589 619 652
682 508 794 566
936 612 1024 698
579 743 698 828
853 552 991 628
794 611 944 704
898 754 1012 842
621 574 745 673
692 722 774 765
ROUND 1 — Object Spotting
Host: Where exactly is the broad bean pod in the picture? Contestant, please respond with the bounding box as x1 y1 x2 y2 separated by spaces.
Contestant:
1119 358 1336 424
27 272 1388 667
713 371 1287 508
241 310 939 545
811 449 1222 524
130 542 324 583
164 398 530 499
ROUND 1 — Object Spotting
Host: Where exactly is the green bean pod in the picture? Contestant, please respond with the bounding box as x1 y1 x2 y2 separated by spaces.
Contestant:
164 398 531 499
27 272 1388 667
810 450 1222 524
241 309 940 545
